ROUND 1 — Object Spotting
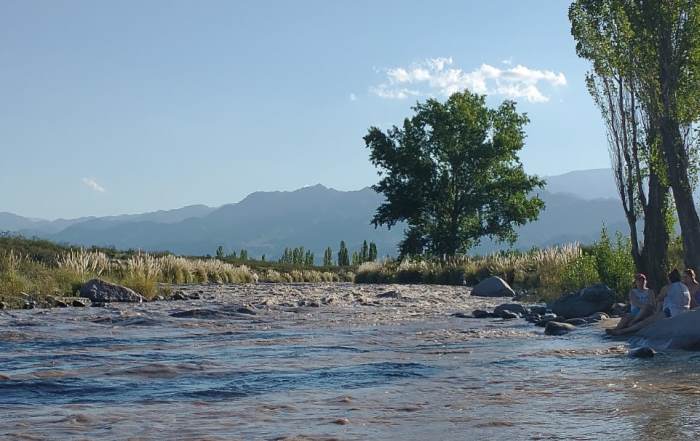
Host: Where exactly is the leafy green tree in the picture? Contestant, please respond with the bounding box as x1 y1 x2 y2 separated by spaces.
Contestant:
215 246 225 260
323 247 333 266
351 251 360 266
571 0 700 271
261 254 266 262
361 240 369 263
239 249 248 261
364 91 544 257
337 241 350 266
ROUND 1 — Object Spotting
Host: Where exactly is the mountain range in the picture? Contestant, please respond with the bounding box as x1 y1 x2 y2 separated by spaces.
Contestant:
1 168 627 258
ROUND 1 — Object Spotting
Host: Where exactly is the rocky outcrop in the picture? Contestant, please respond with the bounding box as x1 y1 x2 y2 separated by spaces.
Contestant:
471 276 515 298
80 279 143 303
550 284 615 319
632 309 700 350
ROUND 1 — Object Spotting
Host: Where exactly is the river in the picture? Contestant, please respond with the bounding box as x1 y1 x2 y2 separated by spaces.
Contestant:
1 283 699 440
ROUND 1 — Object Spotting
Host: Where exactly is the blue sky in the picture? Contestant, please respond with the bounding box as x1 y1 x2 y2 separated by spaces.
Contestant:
1 0 607 219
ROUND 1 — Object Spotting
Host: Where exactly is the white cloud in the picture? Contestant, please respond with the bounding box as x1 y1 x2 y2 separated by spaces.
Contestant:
82 177 105 193
370 57 566 103
349 93 358 101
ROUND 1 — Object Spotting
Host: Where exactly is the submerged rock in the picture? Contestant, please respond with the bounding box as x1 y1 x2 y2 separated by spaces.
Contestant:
544 321 576 336
550 284 615 319
451 312 471 318
235 306 258 315
498 310 519 320
80 279 143 303
564 318 588 326
494 303 529 316
471 276 515 298
72 299 88 307
377 290 400 299
629 347 656 359
472 309 492 319
535 313 560 327
529 305 548 316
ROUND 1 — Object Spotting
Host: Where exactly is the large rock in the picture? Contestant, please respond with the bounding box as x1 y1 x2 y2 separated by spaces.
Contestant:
550 284 615 319
471 276 515 298
80 279 143 303
632 309 700 350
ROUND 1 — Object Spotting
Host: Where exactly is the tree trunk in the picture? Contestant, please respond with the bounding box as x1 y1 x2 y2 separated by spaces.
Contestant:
640 172 670 292
659 117 700 270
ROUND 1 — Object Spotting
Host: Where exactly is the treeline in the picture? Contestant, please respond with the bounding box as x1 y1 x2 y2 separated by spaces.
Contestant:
213 240 379 267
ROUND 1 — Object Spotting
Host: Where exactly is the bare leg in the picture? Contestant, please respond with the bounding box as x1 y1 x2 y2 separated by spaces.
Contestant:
627 304 655 327
606 311 664 336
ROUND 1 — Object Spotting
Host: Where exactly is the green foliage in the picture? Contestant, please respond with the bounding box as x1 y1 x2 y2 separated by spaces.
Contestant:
216 246 225 260
337 241 349 267
369 242 378 262
364 91 545 257
323 247 333 266
590 227 635 299
558 254 601 294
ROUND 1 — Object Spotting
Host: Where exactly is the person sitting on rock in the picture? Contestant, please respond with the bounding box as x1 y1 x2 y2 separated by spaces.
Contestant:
684 269 700 309
608 269 692 336
662 268 691 318
612 273 655 331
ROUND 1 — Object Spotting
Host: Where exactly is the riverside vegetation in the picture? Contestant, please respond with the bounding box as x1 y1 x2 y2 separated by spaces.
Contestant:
0 228 685 308
0 235 354 308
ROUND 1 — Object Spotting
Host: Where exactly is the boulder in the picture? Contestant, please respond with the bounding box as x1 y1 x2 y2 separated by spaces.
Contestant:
0 301 6 310
471 276 515 298
529 305 548 316
544 321 577 336
632 309 700 350
629 346 656 359
472 309 492 319
610 302 629 317
550 284 615 319
79 279 143 303
72 299 88 307
494 303 529 316
564 318 588 326
451 312 470 318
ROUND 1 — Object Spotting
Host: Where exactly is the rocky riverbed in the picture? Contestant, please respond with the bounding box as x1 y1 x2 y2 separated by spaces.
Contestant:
2 283 700 440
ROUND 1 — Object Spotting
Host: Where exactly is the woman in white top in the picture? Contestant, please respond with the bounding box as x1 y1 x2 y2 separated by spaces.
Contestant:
662 269 691 318
607 269 689 336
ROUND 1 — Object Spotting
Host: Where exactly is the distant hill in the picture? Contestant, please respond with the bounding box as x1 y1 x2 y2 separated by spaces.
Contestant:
1 169 631 258
544 168 618 200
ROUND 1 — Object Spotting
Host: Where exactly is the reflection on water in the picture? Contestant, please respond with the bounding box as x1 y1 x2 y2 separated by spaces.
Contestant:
1 283 700 440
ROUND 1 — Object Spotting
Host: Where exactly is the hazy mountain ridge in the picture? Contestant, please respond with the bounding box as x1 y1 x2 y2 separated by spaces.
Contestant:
1 169 628 258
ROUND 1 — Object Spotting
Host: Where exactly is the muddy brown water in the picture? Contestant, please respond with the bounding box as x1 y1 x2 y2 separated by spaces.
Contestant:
1 283 699 440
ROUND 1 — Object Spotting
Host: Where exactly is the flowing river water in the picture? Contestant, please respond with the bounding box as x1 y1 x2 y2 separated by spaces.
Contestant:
1 283 700 440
